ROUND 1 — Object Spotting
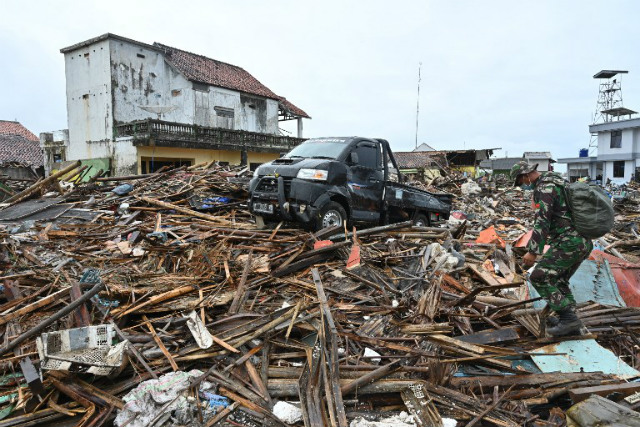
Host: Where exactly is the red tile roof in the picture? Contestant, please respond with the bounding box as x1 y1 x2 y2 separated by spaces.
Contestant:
0 120 38 142
394 151 447 169
154 43 310 119
0 135 43 167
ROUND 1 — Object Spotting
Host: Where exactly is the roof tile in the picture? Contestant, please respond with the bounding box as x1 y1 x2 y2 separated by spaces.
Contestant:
0 120 38 142
154 43 309 118
0 135 43 167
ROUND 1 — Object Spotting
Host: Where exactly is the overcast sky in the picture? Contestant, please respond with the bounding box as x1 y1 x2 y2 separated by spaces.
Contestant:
2 0 640 168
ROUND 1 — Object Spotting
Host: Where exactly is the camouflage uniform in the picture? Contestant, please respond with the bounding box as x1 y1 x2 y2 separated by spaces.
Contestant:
526 172 593 311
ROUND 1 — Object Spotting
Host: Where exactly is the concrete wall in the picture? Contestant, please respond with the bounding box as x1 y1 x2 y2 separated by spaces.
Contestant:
64 39 112 159
109 40 194 125
603 159 635 183
540 159 550 171
567 162 599 179
40 129 69 176
597 128 635 157
109 39 278 134
595 128 640 182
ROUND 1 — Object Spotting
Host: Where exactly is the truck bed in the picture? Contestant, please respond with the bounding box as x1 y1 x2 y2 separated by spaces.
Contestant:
385 182 452 217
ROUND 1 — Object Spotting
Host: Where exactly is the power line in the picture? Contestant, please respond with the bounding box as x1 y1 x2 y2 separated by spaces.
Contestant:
415 62 422 150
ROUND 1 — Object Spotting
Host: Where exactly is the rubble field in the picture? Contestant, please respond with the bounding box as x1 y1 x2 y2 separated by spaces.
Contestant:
1 162 640 427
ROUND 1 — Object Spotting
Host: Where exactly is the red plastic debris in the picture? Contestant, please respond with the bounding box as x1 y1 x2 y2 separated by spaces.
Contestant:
476 225 506 249
590 250 640 308
346 245 361 270
313 240 333 250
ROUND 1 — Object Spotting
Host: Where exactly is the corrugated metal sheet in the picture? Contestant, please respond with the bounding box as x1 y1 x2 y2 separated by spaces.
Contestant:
590 250 640 307
527 260 626 309
531 339 640 379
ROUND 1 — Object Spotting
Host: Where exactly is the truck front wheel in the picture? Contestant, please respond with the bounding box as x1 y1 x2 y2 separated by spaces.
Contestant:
413 213 428 227
317 202 347 230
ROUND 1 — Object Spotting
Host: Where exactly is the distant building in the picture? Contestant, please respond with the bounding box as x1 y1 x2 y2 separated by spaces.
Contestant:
479 157 521 176
54 33 309 176
523 152 555 172
559 70 639 183
558 117 640 183
413 143 436 152
589 118 640 182
557 150 601 182
0 120 44 179
479 152 555 177
394 151 447 180
395 148 497 178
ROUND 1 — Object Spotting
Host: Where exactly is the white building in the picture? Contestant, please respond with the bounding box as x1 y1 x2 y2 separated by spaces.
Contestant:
55 33 309 176
523 152 555 172
589 118 640 182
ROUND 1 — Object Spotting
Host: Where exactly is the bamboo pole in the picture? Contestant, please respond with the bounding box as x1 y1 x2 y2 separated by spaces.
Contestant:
3 160 81 205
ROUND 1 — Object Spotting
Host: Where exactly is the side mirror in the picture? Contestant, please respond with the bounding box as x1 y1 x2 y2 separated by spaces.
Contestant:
349 152 359 165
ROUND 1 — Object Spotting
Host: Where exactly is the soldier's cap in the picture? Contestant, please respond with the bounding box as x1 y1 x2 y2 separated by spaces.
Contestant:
510 161 538 186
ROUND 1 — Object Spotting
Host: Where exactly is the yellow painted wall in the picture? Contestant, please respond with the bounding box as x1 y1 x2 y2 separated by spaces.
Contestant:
136 146 281 173
451 165 478 178
247 152 279 165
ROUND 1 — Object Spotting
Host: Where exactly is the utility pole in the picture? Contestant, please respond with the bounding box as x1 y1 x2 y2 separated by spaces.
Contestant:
415 62 422 150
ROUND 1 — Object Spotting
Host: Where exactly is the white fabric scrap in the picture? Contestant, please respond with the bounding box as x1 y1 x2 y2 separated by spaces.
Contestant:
364 348 382 364
273 401 303 424
184 310 214 349
115 370 215 427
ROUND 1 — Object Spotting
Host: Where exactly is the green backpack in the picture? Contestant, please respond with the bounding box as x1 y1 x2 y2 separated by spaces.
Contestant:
564 182 614 239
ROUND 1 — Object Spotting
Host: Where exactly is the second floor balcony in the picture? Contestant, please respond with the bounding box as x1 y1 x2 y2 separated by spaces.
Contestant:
115 119 305 153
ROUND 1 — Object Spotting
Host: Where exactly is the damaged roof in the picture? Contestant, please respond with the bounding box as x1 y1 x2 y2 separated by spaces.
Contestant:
0 120 38 142
60 34 310 119
394 151 447 169
0 121 43 167
154 42 310 118
0 135 43 167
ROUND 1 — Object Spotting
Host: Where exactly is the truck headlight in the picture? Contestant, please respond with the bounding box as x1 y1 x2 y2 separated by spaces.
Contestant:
297 169 328 181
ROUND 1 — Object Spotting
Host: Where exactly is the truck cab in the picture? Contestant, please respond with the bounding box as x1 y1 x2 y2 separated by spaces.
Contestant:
249 137 451 230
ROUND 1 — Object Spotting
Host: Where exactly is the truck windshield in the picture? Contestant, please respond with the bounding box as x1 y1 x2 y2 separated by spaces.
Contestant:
284 141 347 160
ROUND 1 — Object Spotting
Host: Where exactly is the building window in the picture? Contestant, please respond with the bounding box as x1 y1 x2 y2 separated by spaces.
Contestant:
214 106 234 130
613 160 625 178
610 131 622 148
192 82 209 92
140 157 193 174
249 162 262 171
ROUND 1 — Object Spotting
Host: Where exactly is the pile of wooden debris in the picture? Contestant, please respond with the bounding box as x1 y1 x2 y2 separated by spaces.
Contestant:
0 164 639 427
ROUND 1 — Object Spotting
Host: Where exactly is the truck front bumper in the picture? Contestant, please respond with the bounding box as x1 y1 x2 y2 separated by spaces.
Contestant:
249 176 321 226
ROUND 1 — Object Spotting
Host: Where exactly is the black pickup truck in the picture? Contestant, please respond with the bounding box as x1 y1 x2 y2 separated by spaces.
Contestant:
248 137 452 230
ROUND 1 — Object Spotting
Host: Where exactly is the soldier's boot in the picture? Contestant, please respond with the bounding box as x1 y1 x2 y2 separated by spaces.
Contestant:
546 314 559 327
547 306 583 337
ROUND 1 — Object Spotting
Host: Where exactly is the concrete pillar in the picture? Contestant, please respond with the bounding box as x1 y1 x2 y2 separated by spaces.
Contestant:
240 150 248 166
297 118 303 138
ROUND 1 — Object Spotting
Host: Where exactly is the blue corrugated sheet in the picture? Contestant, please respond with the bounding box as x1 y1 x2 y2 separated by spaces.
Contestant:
528 260 626 309
531 339 640 379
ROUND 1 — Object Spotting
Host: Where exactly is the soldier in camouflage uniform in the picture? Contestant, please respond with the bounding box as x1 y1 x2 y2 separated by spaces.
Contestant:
510 161 593 336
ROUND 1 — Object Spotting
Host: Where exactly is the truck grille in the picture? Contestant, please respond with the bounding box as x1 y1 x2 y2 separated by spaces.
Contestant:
256 177 278 193
256 177 293 196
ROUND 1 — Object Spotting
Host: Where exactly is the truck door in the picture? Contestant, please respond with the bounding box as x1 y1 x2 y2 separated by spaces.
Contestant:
347 141 385 223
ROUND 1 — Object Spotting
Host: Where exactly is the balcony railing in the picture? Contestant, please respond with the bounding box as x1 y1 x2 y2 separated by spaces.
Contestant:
115 119 305 153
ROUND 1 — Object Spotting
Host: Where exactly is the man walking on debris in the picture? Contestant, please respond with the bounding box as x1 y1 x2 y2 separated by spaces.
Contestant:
510 161 593 337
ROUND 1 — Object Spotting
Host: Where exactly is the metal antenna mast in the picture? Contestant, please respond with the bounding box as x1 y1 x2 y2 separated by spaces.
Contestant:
415 62 421 149
589 70 636 154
